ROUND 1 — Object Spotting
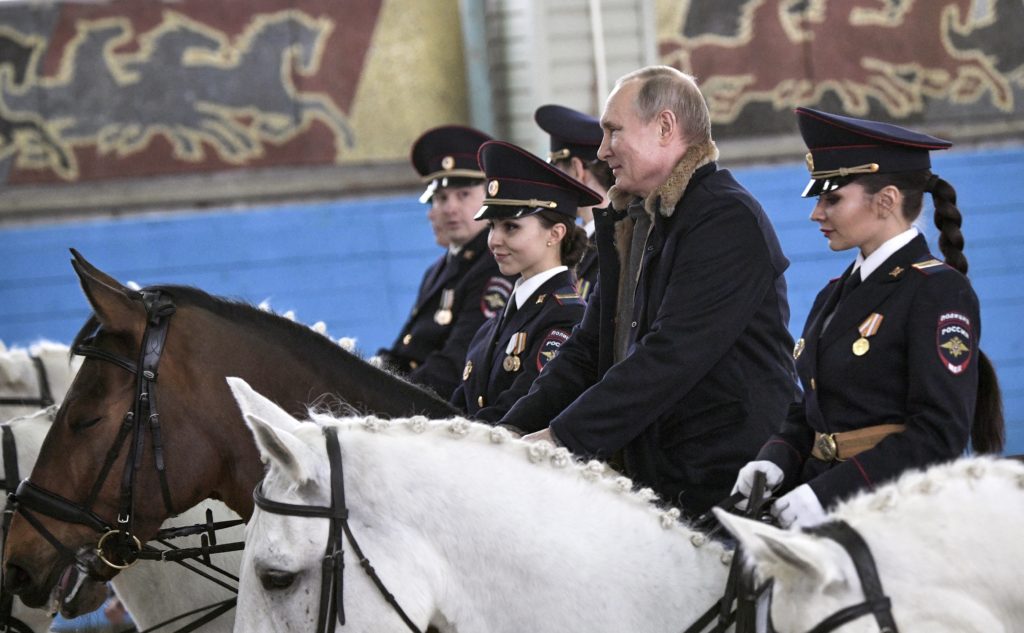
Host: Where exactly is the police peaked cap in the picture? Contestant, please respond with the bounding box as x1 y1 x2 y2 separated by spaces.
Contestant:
475 140 604 221
796 106 952 197
534 104 603 163
411 125 492 203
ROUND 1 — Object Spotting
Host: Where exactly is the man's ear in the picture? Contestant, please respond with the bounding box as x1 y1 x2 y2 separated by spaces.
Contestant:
657 109 678 145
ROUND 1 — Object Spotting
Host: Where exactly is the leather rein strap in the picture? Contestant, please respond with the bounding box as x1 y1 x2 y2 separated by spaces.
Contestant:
1 424 36 633
801 520 899 633
0 356 55 408
12 290 177 570
253 426 422 633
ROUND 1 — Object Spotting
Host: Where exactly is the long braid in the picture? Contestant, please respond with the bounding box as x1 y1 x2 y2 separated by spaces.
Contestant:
926 173 1005 453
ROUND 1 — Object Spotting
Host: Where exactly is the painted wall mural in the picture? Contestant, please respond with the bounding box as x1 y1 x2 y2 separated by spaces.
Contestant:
658 0 1024 136
0 0 470 186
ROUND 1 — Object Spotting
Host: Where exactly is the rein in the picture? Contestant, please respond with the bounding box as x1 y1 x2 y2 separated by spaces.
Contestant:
800 520 899 633
1 424 36 633
0 355 55 409
253 425 422 633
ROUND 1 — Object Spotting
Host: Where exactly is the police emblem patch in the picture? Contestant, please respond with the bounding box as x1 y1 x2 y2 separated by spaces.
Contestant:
537 329 571 371
480 276 513 318
936 312 973 374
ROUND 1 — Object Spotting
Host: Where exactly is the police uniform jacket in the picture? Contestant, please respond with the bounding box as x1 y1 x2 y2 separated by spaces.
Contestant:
381 229 513 399
499 141 800 516
757 234 980 508
575 235 598 301
451 269 585 424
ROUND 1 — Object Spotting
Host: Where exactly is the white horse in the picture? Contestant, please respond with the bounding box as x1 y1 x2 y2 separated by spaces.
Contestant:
2 407 243 632
228 376 736 633
0 342 82 421
717 457 1024 632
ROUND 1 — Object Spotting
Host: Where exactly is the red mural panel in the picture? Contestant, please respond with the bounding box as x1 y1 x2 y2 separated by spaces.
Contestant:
0 0 382 184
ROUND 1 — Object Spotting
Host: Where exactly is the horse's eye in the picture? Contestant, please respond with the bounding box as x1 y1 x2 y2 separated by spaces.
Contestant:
259 569 297 590
71 417 102 431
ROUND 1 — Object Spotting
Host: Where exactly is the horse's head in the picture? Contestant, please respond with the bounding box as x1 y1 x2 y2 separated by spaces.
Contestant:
2 251 261 615
229 377 334 632
716 510 879 632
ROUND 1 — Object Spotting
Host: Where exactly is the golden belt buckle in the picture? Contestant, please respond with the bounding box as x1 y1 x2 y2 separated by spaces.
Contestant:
816 432 839 462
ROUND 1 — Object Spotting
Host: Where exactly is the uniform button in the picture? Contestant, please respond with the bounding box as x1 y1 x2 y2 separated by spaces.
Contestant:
810 377 816 390
646 245 653 252
409 361 418 370
631 321 637 328
402 334 412 345
477 395 485 407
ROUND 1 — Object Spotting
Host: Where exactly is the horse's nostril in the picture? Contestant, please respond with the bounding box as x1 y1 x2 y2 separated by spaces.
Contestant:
3 563 31 593
259 569 296 590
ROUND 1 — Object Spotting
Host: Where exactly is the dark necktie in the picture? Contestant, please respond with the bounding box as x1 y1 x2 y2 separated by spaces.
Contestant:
839 270 862 302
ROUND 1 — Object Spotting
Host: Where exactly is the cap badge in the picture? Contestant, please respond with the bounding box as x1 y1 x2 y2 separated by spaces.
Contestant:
441 156 455 170
488 179 500 196
805 152 815 173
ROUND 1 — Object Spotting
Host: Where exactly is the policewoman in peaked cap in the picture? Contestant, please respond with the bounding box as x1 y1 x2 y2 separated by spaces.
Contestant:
534 104 613 301
450 140 600 423
734 107 1004 528
377 125 514 400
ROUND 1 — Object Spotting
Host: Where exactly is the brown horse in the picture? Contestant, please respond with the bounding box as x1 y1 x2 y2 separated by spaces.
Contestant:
2 251 458 617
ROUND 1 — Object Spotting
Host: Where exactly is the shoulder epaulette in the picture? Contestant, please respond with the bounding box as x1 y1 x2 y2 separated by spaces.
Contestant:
912 257 953 275
552 289 585 306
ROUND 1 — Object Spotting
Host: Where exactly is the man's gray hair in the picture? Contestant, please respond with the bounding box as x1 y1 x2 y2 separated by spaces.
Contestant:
615 66 711 145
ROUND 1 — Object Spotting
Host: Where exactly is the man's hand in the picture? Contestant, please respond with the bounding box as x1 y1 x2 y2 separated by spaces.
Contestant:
771 483 827 529
522 428 554 443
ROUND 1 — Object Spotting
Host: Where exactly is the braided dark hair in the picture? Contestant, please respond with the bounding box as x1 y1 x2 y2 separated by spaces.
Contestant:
536 210 589 269
854 169 1003 453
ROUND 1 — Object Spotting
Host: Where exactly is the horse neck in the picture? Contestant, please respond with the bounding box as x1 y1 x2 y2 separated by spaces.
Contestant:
334 424 730 628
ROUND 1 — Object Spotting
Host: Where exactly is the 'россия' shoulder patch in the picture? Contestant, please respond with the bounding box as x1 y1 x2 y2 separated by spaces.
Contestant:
480 277 513 318
936 312 973 375
536 328 571 371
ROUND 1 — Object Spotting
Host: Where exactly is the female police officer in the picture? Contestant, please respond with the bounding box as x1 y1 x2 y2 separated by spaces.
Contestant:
450 141 601 423
733 107 1004 528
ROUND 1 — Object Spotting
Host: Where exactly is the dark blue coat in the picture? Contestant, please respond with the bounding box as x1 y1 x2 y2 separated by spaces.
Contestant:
451 270 585 423
757 234 980 507
379 230 514 399
500 159 800 516
574 236 598 301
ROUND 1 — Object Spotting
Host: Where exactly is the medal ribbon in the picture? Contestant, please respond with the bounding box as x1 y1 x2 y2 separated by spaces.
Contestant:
505 332 527 355
857 313 883 338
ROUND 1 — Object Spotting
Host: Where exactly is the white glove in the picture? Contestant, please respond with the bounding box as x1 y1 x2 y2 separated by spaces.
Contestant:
771 483 827 529
731 460 784 510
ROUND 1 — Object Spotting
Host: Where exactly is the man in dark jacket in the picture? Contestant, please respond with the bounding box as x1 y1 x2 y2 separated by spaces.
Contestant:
378 126 513 399
500 66 800 517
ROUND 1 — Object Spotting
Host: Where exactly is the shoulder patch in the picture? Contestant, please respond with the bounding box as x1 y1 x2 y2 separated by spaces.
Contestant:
936 312 973 375
536 328 571 371
912 257 953 275
480 277 513 318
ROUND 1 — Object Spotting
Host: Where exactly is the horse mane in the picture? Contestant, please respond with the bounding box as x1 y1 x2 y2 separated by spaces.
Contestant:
304 411 727 555
831 455 1024 520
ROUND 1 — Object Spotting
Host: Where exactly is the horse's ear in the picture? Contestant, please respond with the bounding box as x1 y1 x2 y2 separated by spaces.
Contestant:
226 377 303 433
713 510 850 590
70 251 143 336
229 377 318 485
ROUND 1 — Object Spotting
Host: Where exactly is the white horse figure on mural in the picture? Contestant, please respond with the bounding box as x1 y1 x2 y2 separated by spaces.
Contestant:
228 376 735 633
717 457 1024 632
2 407 243 632
0 342 82 421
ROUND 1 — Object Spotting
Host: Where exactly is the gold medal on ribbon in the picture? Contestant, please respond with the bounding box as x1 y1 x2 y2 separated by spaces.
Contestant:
434 289 455 325
503 332 527 372
852 313 883 357
793 338 805 360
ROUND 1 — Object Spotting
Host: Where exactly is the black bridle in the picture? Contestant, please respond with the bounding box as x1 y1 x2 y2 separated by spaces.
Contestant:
798 520 899 633
12 290 178 571
1 423 36 633
0 355 55 409
253 425 422 633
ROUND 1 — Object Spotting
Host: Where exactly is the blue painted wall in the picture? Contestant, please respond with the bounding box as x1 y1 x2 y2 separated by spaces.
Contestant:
2 147 1022 452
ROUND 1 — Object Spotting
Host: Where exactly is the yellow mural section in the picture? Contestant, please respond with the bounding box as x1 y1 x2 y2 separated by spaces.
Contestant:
344 0 470 163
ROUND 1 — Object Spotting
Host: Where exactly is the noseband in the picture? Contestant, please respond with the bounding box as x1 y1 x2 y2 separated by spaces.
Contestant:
12 290 177 571
253 426 422 633
800 520 899 633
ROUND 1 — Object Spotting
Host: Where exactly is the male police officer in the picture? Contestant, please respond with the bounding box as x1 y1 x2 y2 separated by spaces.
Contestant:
534 104 613 300
378 126 513 399
501 67 800 517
